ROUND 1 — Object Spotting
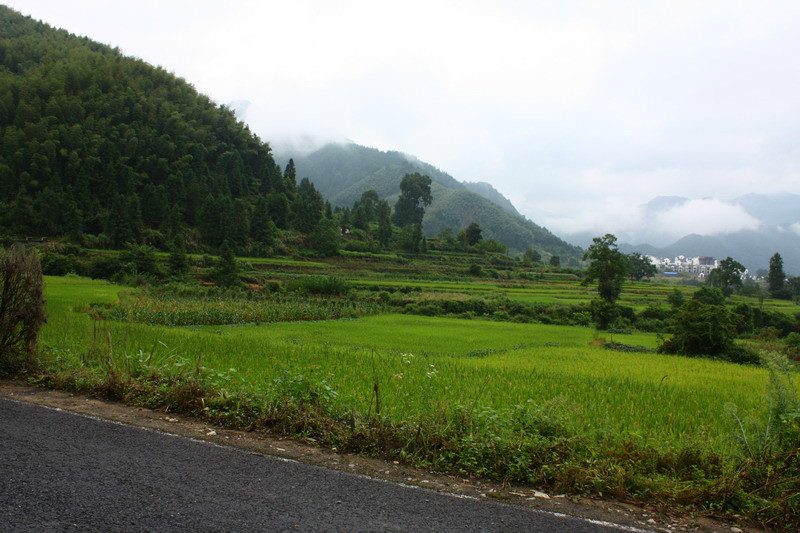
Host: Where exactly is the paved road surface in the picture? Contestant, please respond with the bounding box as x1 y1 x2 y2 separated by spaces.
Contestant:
1 397 650 532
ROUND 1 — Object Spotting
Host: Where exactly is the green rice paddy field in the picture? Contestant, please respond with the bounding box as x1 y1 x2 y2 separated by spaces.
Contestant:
41 275 790 457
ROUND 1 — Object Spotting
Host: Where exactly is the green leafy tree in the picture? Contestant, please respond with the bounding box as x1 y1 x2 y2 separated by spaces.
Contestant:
523 247 541 265
198 195 225 247
120 243 159 276
393 173 432 227
376 199 393 249
627 252 657 281
266 193 290 229
213 241 241 287
251 195 276 245
658 299 758 364
590 299 619 330
707 257 745 297
787 276 800 302
693 286 726 306
167 235 189 280
549 255 561 267
463 222 482 246
582 234 628 303
163 204 184 240
352 203 370 232
292 178 324 233
107 193 142 247
667 288 685 309
229 198 251 247
353 190 379 231
283 158 298 199
411 224 423 253
309 218 340 257
768 252 787 298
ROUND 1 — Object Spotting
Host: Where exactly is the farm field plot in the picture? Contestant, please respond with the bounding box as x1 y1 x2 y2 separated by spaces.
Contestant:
187 314 770 452
32 275 800 527
41 276 776 456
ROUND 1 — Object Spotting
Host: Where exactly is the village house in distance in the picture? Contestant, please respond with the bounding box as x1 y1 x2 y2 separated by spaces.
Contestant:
646 255 722 277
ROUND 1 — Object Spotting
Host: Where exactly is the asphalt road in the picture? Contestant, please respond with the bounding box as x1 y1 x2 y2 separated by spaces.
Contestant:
0 397 650 532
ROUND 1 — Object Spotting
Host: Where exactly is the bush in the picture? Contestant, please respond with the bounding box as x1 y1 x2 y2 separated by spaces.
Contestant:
0 245 46 372
785 333 800 361
659 299 759 364
120 243 160 277
590 299 619 330
635 317 670 333
288 276 350 296
638 304 671 321
40 252 82 276
87 255 123 280
693 286 726 305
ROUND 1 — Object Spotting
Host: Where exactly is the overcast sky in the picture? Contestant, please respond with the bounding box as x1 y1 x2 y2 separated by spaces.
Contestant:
8 0 800 245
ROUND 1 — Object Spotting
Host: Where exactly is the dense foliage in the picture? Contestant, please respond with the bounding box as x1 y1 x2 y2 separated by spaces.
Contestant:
706 257 745 297
287 143 584 261
0 244 45 372
0 7 327 254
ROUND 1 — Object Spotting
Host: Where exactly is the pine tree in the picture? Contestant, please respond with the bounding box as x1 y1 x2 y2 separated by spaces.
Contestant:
213 241 240 287
309 218 340 257
251 195 276 244
167 235 189 280
768 252 787 298
376 199 392 248
292 178 324 233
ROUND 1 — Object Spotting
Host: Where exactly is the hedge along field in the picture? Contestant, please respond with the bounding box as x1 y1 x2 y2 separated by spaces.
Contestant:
98 291 384 326
40 276 777 459
350 276 770 311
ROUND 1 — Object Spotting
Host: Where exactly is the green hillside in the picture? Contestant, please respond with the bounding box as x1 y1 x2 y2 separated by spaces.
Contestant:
0 6 296 252
286 143 583 262
282 142 464 201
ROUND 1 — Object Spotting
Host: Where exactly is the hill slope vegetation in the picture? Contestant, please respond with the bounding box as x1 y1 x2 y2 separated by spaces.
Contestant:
285 143 583 262
0 6 296 252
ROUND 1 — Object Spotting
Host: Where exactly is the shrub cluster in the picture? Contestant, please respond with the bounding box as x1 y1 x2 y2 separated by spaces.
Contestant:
0 245 46 373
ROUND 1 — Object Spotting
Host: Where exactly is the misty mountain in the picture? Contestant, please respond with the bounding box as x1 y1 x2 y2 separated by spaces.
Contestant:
643 195 689 213
462 181 521 216
617 193 800 274
281 143 582 261
732 193 800 226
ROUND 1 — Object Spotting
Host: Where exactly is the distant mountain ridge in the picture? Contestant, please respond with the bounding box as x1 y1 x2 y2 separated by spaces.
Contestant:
732 193 800 226
280 143 582 261
617 193 800 274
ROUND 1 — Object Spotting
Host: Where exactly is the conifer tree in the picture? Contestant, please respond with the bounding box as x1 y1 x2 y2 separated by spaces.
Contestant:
768 252 787 298
167 235 189 280
376 199 392 248
213 241 240 287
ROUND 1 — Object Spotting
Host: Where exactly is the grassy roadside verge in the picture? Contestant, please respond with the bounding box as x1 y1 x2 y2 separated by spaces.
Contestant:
8 276 800 530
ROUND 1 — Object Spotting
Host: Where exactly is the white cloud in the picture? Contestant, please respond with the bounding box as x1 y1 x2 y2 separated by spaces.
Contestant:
650 199 761 238
533 197 761 247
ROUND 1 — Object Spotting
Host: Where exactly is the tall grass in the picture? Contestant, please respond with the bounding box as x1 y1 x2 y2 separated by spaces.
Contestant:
31 276 800 527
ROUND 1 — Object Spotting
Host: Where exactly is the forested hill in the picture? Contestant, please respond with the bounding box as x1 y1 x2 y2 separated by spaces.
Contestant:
0 6 293 251
0 6 580 263
285 143 582 261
